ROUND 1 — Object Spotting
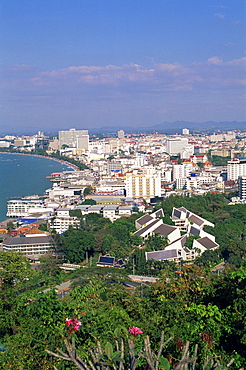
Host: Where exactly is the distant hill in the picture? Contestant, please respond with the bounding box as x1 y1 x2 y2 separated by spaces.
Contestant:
88 121 246 135
2 121 245 137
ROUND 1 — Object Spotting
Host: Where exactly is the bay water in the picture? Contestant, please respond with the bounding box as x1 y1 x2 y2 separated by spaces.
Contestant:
0 153 72 222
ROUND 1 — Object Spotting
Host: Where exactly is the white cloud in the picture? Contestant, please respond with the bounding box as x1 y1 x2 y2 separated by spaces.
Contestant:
27 57 246 96
214 13 225 19
1 56 244 108
207 56 223 65
227 57 246 66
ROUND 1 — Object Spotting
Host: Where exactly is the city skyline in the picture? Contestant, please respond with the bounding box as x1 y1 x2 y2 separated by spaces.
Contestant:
0 0 245 133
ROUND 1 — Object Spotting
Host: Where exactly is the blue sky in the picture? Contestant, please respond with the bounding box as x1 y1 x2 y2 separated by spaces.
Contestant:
0 0 245 133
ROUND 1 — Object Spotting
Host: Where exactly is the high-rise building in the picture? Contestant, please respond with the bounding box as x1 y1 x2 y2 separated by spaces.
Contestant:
125 173 161 198
166 138 188 155
182 128 189 135
14 138 26 147
76 135 89 150
227 158 246 181
58 129 88 149
181 145 194 159
238 176 246 200
118 130 125 140
172 163 193 181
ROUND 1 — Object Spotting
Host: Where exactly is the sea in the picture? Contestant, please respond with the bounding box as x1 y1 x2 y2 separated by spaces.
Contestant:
0 153 73 222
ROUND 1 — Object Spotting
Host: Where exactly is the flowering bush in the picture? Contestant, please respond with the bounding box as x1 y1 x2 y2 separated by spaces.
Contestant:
128 326 143 337
46 325 235 370
64 318 82 332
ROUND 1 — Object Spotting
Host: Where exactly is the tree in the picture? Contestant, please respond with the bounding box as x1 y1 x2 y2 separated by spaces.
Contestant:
6 222 14 232
83 186 93 197
60 229 95 263
39 254 61 278
0 252 36 339
195 249 221 267
38 224 48 231
130 234 142 247
0 251 34 288
130 249 146 274
69 209 82 218
107 155 115 161
82 198 96 205
102 234 117 255
197 162 204 168
184 235 200 249
83 213 111 232
145 234 168 251
161 216 175 226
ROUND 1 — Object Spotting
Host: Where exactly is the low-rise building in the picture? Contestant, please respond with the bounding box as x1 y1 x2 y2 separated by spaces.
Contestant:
7 199 45 218
193 237 219 253
2 227 54 259
49 216 80 234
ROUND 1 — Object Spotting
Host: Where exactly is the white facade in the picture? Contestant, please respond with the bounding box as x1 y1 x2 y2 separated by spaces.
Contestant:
125 173 161 198
176 177 187 190
238 176 246 200
49 216 80 234
166 138 188 155
209 132 236 142
0 141 10 147
57 208 71 217
76 135 89 150
59 129 88 149
227 158 246 181
46 185 82 200
118 130 125 139
102 205 118 221
2 234 54 257
181 145 194 159
172 163 193 181
7 199 45 217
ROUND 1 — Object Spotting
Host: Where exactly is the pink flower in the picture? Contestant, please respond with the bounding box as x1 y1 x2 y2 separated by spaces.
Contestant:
65 318 73 326
129 326 143 337
65 318 82 331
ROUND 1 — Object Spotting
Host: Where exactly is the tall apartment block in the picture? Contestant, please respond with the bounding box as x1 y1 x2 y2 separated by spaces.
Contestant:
238 176 246 200
182 128 189 135
166 137 189 155
227 158 246 181
118 130 125 140
172 163 193 181
125 173 161 198
58 128 88 149
76 135 89 150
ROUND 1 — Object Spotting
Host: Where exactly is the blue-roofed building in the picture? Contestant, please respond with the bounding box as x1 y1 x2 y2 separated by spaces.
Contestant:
97 255 125 268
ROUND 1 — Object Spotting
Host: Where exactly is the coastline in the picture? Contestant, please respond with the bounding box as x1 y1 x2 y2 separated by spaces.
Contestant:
0 151 79 171
0 152 80 223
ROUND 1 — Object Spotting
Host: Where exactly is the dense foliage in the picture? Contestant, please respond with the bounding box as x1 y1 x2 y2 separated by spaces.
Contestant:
0 193 245 369
157 193 246 268
56 213 140 262
0 258 245 369
56 193 246 272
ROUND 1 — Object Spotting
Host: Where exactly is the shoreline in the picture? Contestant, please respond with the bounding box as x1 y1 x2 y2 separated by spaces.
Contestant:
0 151 79 171
0 152 80 223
